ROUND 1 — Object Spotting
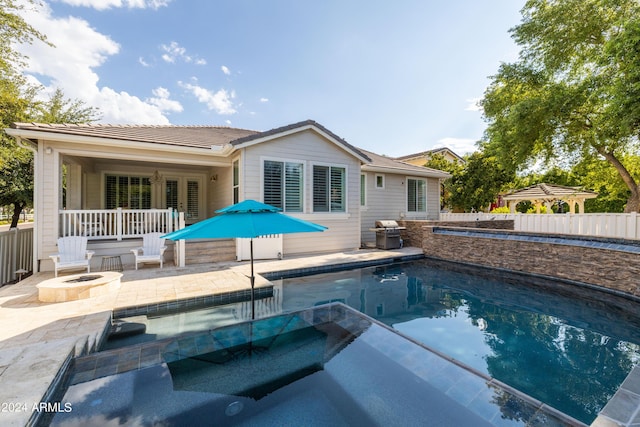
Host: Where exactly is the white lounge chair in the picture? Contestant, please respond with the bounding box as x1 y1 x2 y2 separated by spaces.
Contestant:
131 232 167 270
50 236 95 277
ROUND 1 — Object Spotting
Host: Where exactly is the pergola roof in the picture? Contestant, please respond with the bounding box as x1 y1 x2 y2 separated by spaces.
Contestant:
502 183 598 202
502 183 597 213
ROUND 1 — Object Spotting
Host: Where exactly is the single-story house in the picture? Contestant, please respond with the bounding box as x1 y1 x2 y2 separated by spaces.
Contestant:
6 120 450 273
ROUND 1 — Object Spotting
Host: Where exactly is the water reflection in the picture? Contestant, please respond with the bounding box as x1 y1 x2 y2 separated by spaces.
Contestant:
279 260 640 424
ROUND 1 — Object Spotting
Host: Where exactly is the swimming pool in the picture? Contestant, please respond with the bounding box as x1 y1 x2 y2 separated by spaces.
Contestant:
105 258 640 424
51 304 579 426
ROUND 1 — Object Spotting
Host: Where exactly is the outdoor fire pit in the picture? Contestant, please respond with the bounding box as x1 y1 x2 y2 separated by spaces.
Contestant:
64 275 103 283
37 271 122 303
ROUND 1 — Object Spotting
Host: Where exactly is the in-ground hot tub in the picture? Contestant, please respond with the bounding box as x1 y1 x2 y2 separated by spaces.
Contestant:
37 271 122 302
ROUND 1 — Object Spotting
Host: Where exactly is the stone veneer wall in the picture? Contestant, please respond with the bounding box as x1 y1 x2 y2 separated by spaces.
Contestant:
419 225 640 299
397 220 514 248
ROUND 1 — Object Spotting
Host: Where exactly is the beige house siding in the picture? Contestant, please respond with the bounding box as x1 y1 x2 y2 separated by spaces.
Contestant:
241 130 362 254
39 144 61 261
34 138 231 270
360 172 441 245
426 178 441 219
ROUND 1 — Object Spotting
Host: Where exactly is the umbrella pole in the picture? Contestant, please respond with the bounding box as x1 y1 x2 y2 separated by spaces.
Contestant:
250 238 255 320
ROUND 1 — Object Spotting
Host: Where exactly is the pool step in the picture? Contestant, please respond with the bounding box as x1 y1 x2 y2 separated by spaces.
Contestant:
184 239 236 264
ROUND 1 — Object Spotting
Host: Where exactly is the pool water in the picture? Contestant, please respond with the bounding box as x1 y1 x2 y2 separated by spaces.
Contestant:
51 305 577 426
104 259 640 424
276 260 640 424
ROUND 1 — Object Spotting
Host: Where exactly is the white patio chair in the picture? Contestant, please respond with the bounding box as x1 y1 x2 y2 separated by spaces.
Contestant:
130 232 167 270
49 236 95 277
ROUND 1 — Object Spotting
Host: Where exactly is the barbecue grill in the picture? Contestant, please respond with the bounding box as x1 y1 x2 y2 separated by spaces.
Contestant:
371 220 405 250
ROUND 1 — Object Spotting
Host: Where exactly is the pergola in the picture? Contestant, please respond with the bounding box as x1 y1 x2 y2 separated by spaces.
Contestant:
502 183 598 214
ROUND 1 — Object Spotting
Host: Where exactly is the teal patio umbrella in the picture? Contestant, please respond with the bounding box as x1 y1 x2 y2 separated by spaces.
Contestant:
163 200 327 319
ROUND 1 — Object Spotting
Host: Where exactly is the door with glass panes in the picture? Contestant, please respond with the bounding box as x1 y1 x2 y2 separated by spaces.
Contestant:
164 177 203 224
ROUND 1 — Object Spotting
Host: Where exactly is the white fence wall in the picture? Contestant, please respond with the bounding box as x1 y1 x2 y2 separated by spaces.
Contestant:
0 227 33 285
439 212 640 240
440 213 518 222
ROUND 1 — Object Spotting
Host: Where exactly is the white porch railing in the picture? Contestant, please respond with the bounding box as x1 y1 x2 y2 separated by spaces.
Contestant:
439 212 640 240
0 227 33 285
60 208 177 240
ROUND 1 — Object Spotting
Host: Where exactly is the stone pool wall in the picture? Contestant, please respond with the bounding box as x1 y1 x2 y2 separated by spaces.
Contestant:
397 220 514 248
413 225 640 299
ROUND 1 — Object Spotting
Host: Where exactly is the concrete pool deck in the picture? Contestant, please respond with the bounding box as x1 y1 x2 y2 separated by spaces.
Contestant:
0 245 637 426
0 247 422 427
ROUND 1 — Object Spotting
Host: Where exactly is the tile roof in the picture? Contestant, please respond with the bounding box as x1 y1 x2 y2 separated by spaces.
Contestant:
502 183 598 200
395 147 464 162
10 123 259 149
230 119 371 162
8 121 449 177
360 148 451 178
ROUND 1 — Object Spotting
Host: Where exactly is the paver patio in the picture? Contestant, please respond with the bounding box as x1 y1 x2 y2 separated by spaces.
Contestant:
0 247 421 427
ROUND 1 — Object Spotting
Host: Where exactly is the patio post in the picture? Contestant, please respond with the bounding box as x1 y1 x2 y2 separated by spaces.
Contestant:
116 208 123 241
250 237 255 320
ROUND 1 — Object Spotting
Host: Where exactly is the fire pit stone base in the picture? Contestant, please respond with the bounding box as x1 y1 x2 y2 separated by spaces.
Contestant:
37 271 122 303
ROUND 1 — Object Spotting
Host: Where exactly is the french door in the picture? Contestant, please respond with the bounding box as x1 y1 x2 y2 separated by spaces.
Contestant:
164 177 203 224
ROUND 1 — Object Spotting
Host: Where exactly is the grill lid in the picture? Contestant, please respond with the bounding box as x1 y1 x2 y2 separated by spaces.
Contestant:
375 220 399 229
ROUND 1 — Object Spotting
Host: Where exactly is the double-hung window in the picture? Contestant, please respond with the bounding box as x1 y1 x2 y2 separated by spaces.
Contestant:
313 165 346 212
105 175 151 209
263 160 303 212
407 178 426 213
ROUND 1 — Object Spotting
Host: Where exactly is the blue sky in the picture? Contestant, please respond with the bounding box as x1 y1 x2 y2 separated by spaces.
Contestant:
17 0 523 157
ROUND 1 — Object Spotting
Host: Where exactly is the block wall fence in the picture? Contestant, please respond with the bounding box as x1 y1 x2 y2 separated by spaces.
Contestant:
397 220 640 299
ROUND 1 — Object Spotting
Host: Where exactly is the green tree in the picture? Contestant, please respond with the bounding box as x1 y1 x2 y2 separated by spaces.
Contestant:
424 153 463 211
571 155 640 212
0 79 37 228
448 151 514 212
35 88 101 123
481 0 640 212
0 0 50 77
1 88 100 228
0 2 100 227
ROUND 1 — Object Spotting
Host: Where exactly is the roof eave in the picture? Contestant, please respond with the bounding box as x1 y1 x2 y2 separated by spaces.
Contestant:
362 164 451 179
5 128 232 157
231 121 371 163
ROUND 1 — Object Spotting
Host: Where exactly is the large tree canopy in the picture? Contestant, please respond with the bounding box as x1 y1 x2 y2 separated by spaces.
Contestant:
0 2 99 227
481 0 640 212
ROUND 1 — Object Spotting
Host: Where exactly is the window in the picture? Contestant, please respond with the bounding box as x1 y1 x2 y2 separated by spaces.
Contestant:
166 180 178 210
232 160 239 204
313 165 346 212
375 174 385 189
263 160 303 212
360 174 366 206
105 175 151 209
186 180 199 219
407 178 426 212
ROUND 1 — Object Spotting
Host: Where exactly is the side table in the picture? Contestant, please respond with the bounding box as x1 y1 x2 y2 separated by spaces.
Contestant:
101 255 123 272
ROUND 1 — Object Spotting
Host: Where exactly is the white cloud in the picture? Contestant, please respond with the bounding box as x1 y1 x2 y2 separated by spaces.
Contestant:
138 57 150 67
160 41 205 65
465 97 482 112
146 87 183 113
179 81 237 115
260 97 269 103
56 0 171 10
160 41 185 63
221 65 230 75
16 2 170 124
434 137 478 156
